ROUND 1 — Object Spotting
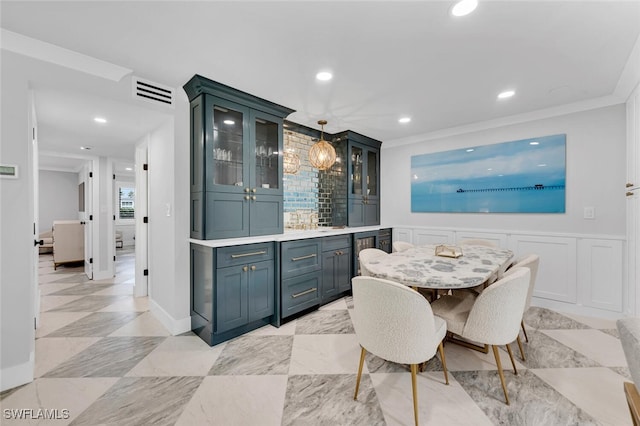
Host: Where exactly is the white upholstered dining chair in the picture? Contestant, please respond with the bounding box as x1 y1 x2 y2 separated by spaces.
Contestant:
392 241 414 252
358 248 388 276
503 254 539 359
430 267 530 405
351 276 449 426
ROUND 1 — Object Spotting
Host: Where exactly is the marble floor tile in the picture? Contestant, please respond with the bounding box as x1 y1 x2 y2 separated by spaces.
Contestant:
282 374 385 426
364 350 447 375
247 319 297 336
518 329 600 369
560 311 620 329
532 367 632 426
370 372 493 426
88 284 133 296
35 312 92 338
71 376 203 426
611 366 632 380
38 282 80 295
524 306 590 330
38 274 76 285
40 295 85 312
35 337 101 378
453 369 599 425
176 375 288 426
289 334 364 375
126 336 224 377
209 335 293 376
541 329 628 367
49 283 117 296
50 273 90 284
600 328 620 339
44 336 166 378
0 378 118 425
440 340 526 372
98 295 148 312
108 311 171 336
46 312 142 337
319 297 349 310
47 295 130 312
294 309 355 334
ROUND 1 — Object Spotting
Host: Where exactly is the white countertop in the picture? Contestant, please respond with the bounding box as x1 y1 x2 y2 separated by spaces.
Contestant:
189 226 385 247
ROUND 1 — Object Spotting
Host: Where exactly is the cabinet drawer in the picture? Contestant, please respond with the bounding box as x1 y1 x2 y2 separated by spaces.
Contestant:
281 239 321 279
282 272 321 317
217 242 274 268
322 235 351 252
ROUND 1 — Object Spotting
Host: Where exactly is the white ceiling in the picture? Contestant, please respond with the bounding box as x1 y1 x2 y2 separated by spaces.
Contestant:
2 1 639 170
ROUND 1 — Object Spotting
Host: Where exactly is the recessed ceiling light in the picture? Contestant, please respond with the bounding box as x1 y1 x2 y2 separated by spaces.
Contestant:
80 146 91 150
398 117 411 124
223 119 235 125
94 117 107 124
316 71 333 81
451 0 478 17
497 90 515 99
125 167 133 171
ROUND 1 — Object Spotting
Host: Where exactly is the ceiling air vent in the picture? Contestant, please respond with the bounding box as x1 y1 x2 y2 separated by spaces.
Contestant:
132 77 174 108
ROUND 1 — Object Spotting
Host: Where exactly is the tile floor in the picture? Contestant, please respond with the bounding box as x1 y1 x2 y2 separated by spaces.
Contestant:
0 249 633 425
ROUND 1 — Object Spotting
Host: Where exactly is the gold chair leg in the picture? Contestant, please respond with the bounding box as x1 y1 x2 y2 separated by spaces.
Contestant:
521 319 529 342
354 347 366 400
505 343 517 375
516 335 526 361
438 342 449 385
492 345 510 405
410 364 419 426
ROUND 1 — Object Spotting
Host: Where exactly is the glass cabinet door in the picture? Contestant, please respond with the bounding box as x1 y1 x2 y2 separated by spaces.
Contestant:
366 149 378 198
253 116 280 190
212 105 244 187
351 145 363 196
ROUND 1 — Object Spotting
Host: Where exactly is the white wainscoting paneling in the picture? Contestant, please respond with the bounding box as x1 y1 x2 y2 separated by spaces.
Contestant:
413 229 454 245
455 232 507 248
394 228 413 243
509 234 577 304
578 239 623 312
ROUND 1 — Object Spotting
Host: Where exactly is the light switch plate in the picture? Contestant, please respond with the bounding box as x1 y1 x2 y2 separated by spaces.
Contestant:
584 206 595 219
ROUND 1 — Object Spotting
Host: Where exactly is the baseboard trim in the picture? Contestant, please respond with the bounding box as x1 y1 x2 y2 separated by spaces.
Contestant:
531 297 625 320
1 351 34 392
149 299 191 335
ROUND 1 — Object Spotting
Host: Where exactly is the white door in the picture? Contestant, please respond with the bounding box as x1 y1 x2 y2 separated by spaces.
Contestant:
82 163 93 279
31 96 40 327
135 143 148 297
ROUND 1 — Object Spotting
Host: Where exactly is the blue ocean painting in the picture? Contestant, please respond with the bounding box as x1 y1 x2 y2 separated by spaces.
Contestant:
411 134 566 213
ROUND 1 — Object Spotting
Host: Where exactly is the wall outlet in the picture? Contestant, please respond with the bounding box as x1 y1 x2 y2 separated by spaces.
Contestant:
584 206 595 219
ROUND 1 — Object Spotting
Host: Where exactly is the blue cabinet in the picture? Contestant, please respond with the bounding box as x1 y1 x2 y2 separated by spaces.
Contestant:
280 239 322 318
184 75 294 239
191 242 276 346
321 235 352 303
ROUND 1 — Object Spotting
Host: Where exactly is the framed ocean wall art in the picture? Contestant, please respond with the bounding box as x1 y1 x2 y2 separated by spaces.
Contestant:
411 134 566 213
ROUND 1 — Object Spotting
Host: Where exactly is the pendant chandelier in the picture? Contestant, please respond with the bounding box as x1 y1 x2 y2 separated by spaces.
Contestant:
308 120 336 171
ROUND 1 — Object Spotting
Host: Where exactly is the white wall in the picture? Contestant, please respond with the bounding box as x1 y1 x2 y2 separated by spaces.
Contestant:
38 170 79 233
1 50 35 391
381 105 626 236
147 104 190 334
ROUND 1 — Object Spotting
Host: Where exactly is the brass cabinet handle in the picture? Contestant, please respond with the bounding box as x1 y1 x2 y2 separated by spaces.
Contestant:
245 195 250 200
244 187 251 193
231 250 267 259
251 195 257 201
250 265 256 271
291 253 317 262
292 287 317 298
252 188 257 193
627 192 634 197
242 266 248 272
627 183 634 188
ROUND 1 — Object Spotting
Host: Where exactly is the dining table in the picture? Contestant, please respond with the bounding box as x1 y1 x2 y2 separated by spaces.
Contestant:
362 244 514 290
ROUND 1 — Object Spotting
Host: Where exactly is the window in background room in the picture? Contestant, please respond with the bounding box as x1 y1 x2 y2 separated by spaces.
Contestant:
118 186 135 220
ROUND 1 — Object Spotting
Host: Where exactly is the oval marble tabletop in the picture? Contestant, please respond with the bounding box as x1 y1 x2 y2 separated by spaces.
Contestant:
362 244 514 289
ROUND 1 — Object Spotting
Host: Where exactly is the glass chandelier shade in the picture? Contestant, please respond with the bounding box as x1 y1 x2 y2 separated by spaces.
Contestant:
309 120 336 170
